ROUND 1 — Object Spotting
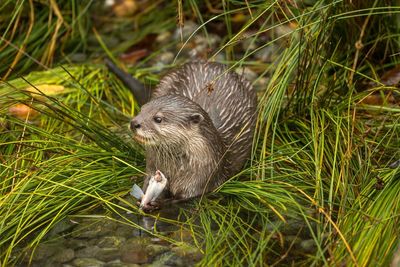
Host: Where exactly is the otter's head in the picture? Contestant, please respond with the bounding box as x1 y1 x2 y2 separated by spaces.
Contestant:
130 95 208 146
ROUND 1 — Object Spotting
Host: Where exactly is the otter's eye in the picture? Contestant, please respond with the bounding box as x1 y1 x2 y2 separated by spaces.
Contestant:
153 116 162 123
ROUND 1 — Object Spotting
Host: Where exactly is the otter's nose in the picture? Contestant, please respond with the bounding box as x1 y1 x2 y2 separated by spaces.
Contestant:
130 119 141 130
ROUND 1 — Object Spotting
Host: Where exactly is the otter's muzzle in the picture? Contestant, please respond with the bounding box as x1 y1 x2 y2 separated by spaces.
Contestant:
130 119 141 130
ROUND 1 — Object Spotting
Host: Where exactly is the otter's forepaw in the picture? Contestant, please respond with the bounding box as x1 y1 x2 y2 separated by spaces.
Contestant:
141 201 161 213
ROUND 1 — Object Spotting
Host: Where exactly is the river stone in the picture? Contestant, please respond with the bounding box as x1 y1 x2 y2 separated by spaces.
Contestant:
150 237 169 245
96 236 126 248
72 220 119 239
30 243 61 261
96 247 121 262
66 238 88 249
171 245 202 262
72 257 105 267
148 252 184 267
105 259 140 267
75 245 101 258
114 226 139 238
147 244 169 257
169 229 194 243
51 248 75 263
47 218 75 238
120 237 152 264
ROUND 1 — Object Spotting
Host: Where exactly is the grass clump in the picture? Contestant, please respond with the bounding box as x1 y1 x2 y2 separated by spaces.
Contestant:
1 0 400 266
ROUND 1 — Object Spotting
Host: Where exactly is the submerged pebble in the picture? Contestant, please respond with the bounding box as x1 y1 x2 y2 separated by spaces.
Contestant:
72 257 105 267
51 248 75 263
105 259 140 267
96 235 126 248
120 238 151 264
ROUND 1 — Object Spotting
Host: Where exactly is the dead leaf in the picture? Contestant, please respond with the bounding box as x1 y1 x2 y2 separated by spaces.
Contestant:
360 94 396 105
119 49 149 64
9 103 39 120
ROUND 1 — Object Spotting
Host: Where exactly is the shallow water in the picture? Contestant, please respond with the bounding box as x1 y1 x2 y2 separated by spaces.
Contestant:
16 199 203 267
15 196 318 267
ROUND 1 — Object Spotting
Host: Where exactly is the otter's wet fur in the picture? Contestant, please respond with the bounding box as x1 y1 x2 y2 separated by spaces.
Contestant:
129 62 257 199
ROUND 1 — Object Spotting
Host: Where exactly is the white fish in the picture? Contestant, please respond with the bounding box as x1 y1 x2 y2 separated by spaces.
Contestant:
130 170 167 209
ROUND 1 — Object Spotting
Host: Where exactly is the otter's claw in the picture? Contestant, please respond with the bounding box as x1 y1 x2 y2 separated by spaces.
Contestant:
141 201 161 213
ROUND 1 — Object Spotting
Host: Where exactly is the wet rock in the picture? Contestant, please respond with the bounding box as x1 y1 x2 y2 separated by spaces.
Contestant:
149 252 184 267
170 229 194 243
51 248 75 263
71 227 101 239
96 247 121 262
30 243 61 261
147 244 169 257
72 220 118 239
171 245 202 263
120 238 151 264
72 257 105 267
66 238 88 250
75 245 101 258
150 237 169 245
96 236 126 248
114 225 139 237
47 218 76 238
105 259 140 267
120 249 149 264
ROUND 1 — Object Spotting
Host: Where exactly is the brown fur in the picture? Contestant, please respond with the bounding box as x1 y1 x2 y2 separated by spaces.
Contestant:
130 62 257 199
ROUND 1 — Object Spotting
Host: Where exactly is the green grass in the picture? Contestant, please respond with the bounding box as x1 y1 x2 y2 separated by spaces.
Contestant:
1 0 400 266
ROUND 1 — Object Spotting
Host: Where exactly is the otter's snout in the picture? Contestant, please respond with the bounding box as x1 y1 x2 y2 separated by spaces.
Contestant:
130 118 141 130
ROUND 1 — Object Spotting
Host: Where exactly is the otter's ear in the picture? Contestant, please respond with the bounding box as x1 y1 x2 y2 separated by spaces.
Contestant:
189 113 203 124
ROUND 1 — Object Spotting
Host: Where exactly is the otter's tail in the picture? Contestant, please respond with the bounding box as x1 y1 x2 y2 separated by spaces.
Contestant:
105 58 150 106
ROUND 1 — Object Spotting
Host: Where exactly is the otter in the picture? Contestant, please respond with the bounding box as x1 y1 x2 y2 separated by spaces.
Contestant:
106 60 257 200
